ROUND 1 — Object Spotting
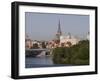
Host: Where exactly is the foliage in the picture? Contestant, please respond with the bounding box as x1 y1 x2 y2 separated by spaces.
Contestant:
66 41 72 47
41 42 46 48
70 40 89 65
52 40 89 65
52 47 71 64
32 43 39 49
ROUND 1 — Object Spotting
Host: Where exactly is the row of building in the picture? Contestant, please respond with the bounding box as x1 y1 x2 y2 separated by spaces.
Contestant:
25 20 89 49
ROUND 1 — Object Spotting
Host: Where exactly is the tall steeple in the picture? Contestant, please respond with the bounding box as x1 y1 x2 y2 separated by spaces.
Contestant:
56 20 62 42
57 20 62 36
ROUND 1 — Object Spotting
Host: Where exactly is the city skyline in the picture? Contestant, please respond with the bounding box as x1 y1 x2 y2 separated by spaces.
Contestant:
25 12 89 41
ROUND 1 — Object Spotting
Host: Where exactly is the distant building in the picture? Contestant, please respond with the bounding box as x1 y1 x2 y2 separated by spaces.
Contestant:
86 32 89 40
54 20 80 47
60 33 80 47
25 20 88 49
25 35 33 49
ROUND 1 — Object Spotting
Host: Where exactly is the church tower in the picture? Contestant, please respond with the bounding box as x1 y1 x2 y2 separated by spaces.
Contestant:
56 20 62 42
57 20 62 36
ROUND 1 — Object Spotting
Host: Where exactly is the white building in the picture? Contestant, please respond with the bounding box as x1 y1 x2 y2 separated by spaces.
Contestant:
60 33 80 47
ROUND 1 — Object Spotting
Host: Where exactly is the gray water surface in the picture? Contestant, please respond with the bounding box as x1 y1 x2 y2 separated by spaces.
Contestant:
25 56 54 68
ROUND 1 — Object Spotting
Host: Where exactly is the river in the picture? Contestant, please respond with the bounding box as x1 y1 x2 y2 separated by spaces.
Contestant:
25 56 54 68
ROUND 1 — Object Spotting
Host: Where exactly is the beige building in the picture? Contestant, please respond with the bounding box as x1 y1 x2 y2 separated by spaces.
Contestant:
25 39 33 49
25 35 33 49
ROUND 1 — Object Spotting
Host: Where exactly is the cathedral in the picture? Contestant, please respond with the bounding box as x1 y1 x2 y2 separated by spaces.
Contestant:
55 20 80 47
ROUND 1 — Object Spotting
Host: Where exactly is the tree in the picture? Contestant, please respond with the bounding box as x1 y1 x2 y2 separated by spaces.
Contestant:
32 43 39 49
52 40 89 65
42 42 46 48
52 47 71 64
70 40 89 65
67 41 72 47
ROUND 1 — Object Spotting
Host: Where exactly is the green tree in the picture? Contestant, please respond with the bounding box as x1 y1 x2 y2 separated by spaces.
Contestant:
42 42 46 48
67 41 72 47
70 40 89 65
32 43 39 49
52 40 89 65
52 47 71 64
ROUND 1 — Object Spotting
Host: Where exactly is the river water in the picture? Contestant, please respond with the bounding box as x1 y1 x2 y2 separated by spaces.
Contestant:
25 56 73 68
25 56 55 68
25 49 74 68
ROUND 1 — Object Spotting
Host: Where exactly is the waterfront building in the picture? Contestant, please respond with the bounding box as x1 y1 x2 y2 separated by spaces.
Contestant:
25 35 33 49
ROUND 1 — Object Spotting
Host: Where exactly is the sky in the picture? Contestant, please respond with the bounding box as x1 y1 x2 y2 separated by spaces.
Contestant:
25 12 89 41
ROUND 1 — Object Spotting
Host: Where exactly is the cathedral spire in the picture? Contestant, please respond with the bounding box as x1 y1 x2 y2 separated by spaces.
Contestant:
57 20 62 35
56 20 62 42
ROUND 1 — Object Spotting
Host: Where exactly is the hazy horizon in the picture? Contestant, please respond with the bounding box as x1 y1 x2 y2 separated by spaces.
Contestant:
25 12 89 41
